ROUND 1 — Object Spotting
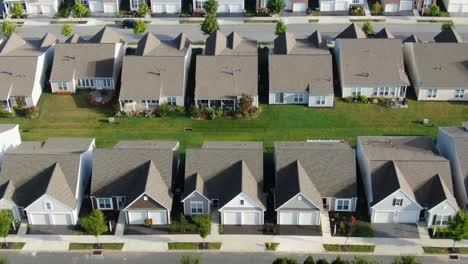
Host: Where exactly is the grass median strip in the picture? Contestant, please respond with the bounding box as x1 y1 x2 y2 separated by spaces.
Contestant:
423 247 468 254
323 244 375 252
69 243 124 251
168 242 222 250
0 242 26 250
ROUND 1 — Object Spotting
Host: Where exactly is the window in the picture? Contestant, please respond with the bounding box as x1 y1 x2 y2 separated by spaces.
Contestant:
240 200 245 206
44 201 52 210
190 201 203 214
316 96 326 105
393 198 403 206
336 199 351 211
275 93 284 103
195 0 206 9
351 87 361 96
89 79 95 87
427 89 438 98
131 0 142 9
294 93 305 103
352 0 361 4
390 87 396 97
103 79 112 88
81 0 88 4
423 0 432 8
123 99 133 104
168 97 177 106
373 88 378 96
97 198 113 210
455 89 465 98
433 215 451 226
58 81 67 91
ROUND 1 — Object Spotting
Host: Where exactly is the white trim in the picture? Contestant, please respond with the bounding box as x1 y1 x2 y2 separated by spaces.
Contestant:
428 199 459 213
335 198 352 211
190 201 204 215
181 190 211 203
122 193 168 211
25 194 74 211
371 189 423 210
218 192 266 212
96 197 113 210
276 192 323 211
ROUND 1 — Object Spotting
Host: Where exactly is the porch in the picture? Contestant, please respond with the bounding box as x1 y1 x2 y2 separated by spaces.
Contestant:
119 100 159 112
196 99 236 110
90 90 113 105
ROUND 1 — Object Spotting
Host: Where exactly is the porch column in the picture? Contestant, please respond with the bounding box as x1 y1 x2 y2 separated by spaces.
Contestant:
118 100 123 111
132 102 136 111
7 99 11 113
145 101 148 111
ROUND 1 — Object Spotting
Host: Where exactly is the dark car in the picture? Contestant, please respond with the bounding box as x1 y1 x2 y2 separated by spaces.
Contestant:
122 19 135 29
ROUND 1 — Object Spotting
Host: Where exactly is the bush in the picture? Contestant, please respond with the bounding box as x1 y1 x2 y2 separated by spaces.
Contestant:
265 242 279 251
61 24 73 37
207 108 216 120
0 110 12 118
316 259 329 264
203 0 219 15
257 7 270 16
441 21 454 31
24 107 40 119
55 3 72 18
378 98 394 108
154 103 170 117
343 97 353 103
138 3 150 17
180 255 200 264
2 22 16 37
273 257 298 264
11 3 25 19
237 94 254 116
362 21 373 35
267 0 286 16
430 4 440 16
275 20 287 35
356 95 367 103
0 256 10 264
201 14 219 34
144 218 152 227
371 1 383 15
304 256 315 264
73 1 90 18
392 256 421 264
349 6 365 16
133 20 147 34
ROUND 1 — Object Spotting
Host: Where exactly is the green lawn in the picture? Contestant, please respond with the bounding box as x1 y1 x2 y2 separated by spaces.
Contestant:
69 243 124 250
168 242 222 250
0 242 26 250
323 244 375 252
1 93 467 150
423 247 468 254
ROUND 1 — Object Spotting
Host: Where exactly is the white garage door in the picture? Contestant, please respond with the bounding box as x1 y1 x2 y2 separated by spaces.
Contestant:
148 211 167 225
335 2 348 11
320 1 334 11
293 3 307 12
280 211 298 225
374 211 394 223
89 1 104 12
217 4 228 13
400 0 412 11
243 212 260 225
385 3 399 12
28 5 41 14
42 4 55 14
230 4 242 13
224 212 241 225
128 211 146 224
30 213 51 225
396 211 418 223
104 4 117 13
285 0 293 10
166 4 179 13
299 211 318 225
152 4 164 13
52 214 73 225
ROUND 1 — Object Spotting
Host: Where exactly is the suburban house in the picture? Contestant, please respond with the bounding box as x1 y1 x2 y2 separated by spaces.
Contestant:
256 0 308 12
274 141 357 226
119 33 192 112
80 0 120 14
437 123 468 210
194 0 244 13
357 136 459 227
90 141 179 225
403 42 468 101
414 0 437 11
0 138 95 225
195 31 258 110
335 38 410 99
182 142 266 226
433 27 464 43
378 0 414 13
130 0 182 13
49 27 125 94
0 124 21 166
3 0 60 16
0 33 57 112
269 32 334 107
319 0 365 12
443 0 468 13
334 23 366 39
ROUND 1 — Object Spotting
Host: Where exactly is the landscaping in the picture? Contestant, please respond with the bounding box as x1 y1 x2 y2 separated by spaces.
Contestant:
0 242 25 250
265 242 279 251
168 242 222 250
423 247 468 254
69 243 124 250
329 213 374 238
323 244 375 252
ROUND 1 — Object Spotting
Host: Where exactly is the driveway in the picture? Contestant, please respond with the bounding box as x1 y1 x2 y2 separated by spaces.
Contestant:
28 225 75 235
372 223 420 238
222 225 265 235
125 225 170 235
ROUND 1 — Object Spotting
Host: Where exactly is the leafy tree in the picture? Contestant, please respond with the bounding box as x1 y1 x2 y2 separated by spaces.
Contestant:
11 3 25 19
79 210 108 247
267 0 286 18
429 4 440 16
362 21 373 35
192 215 210 247
1 21 16 37
392 256 421 264
133 20 147 34
447 210 468 252
273 257 298 264
304 256 315 264
73 1 90 18
180 255 200 264
315 259 329 264
441 21 454 31
138 2 150 17
275 20 287 35
371 1 383 15
331 257 350 264
61 24 73 37
201 14 219 34
0 256 10 264
203 0 219 15
0 210 13 247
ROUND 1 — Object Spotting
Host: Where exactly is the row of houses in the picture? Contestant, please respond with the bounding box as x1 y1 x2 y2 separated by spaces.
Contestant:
4 0 468 16
0 122 467 229
1 25 466 114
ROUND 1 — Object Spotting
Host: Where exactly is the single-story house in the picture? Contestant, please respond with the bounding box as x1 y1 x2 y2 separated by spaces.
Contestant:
0 124 21 166
269 32 334 107
79 0 120 14
130 0 182 13
319 0 364 12
195 31 258 110
0 33 57 112
194 0 244 13
357 136 459 227
49 27 125 94
90 141 179 225
274 141 357 226
442 0 468 14
403 42 468 101
0 138 95 225
182 142 266 225
335 38 410 99
437 123 468 210
334 23 366 39
119 33 191 112
3 0 60 16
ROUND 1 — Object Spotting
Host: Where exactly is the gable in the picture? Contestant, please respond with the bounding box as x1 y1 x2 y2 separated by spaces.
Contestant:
25 194 74 212
372 189 421 211
182 191 210 203
126 194 166 210
428 199 458 214
277 193 321 210
220 193 264 210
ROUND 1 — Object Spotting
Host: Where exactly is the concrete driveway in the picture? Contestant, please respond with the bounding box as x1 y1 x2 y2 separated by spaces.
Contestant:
372 223 420 238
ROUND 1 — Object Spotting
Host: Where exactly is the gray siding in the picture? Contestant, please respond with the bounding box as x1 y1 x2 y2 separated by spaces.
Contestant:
183 192 210 215
278 194 320 210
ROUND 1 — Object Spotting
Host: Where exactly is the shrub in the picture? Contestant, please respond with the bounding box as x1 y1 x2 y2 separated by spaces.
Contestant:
154 103 170 117
371 98 379 104
356 95 367 103
0 110 12 118
11 3 25 19
267 0 286 17
257 7 270 16
203 0 219 15
0 256 10 264
429 4 440 16
134 20 147 34
265 242 279 251
378 98 394 108
61 24 73 37
73 1 90 18
362 21 373 35
138 3 150 17
349 6 365 16
55 3 72 18
392 256 422 264
180 255 200 264
207 108 216 120
193 8 206 17
237 94 254 116
441 21 454 31
316 259 329 264
331 257 349 264
144 218 152 228
304 256 315 264
2 22 16 37
201 14 219 34
275 20 287 35
273 257 298 264
343 97 353 103
24 107 40 119
371 1 383 15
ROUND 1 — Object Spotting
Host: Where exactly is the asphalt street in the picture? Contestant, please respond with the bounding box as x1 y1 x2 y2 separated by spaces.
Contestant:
16 23 468 42
0 252 463 264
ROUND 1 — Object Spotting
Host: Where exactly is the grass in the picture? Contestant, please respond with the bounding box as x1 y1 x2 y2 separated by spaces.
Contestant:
244 20 277 23
308 19 319 23
179 20 203 24
423 247 468 254
417 19 453 23
69 243 124 250
323 244 375 252
50 21 87 24
350 18 386 22
191 41 206 46
0 242 25 250
168 242 222 250
257 41 273 45
265 242 279 251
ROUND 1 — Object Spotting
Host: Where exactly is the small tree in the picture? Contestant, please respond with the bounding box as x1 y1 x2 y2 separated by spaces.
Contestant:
1 22 16 37
192 215 210 248
315 259 329 264
371 1 382 15
441 21 454 31
0 210 13 248
138 3 150 17
267 0 286 18
237 93 254 116
180 255 201 264
447 211 468 252
429 4 440 16
61 24 73 37
134 20 147 34
203 0 219 15
201 14 219 34
275 20 287 35
331 257 349 264
0 256 9 264
304 256 315 264
73 1 90 18
79 210 108 247
344 216 359 246
273 257 298 264
392 256 422 264
11 3 25 19
362 21 373 35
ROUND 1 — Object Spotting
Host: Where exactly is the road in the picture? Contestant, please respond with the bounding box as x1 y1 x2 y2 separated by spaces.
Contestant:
16 23 468 42
1 252 461 264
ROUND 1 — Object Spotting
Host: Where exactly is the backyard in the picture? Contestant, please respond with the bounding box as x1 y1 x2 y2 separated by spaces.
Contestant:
0 93 467 151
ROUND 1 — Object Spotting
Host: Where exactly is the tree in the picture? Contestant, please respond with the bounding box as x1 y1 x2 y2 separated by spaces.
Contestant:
441 21 454 31
203 0 219 15
429 4 440 16
315 259 329 264
0 210 13 248
138 2 150 17
273 257 298 264
362 21 373 35
275 20 287 35
73 1 90 18
1 21 16 37
447 211 468 252
180 255 200 264
304 256 315 264
192 215 210 248
267 0 286 18
371 1 382 15
201 14 219 34
0 256 10 264
79 210 108 247
133 20 147 34
237 93 254 116
61 24 73 37
11 3 25 19
392 256 422 264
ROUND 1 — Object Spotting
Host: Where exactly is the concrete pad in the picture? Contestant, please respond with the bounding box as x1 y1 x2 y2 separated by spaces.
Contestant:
122 240 168 252
23 240 69 251
276 236 324 253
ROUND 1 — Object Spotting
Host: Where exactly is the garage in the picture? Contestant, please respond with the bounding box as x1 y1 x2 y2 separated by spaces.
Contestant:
243 212 260 225
279 211 298 225
52 214 73 225
299 211 318 225
152 4 164 13
229 4 243 13
293 3 307 12
104 3 118 13
128 211 146 224
395 211 418 223
148 211 167 225
30 213 51 225
448 3 468 13
27 5 41 14
400 0 413 11
384 3 399 12
279 211 319 225
334 2 348 11
373 211 394 223
320 1 334 11
165 4 179 13
224 212 241 225
41 4 55 14
89 1 104 12
217 4 228 13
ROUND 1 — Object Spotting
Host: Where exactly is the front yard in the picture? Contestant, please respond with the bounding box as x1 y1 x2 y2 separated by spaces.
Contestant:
1 93 467 150
69 243 124 251
323 244 375 252
423 247 468 254
168 242 222 250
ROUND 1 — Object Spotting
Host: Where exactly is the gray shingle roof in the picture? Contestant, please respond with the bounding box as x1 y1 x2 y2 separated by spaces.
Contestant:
403 34 419 43
434 27 463 43
204 31 257 56
335 23 366 39
12 138 94 153
375 28 395 39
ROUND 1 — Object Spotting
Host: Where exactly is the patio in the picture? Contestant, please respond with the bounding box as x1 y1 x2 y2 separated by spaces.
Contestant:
372 223 420 238
90 90 113 105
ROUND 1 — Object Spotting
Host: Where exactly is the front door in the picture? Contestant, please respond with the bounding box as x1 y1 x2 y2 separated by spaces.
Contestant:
419 209 427 220
117 197 125 210
95 80 104 90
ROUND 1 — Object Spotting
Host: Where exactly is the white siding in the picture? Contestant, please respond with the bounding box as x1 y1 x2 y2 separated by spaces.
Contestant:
219 193 264 225
26 195 76 225
371 190 421 223
427 200 458 227
417 88 468 101
193 0 244 13
308 93 334 107
0 124 21 166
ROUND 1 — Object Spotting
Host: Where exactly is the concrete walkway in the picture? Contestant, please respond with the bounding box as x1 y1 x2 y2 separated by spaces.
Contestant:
114 211 126 236
320 212 331 238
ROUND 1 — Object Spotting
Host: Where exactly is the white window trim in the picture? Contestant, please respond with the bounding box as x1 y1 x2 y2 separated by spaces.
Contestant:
394 197 403 206
167 97 177 106
316 96 326 105
455 89 465 98
433 214 451 226
43 201 53 210
190 201 204 215
97 197 113 210
335 199 351 211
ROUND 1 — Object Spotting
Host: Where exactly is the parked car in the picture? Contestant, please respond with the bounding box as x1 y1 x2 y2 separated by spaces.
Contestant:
122 19 135 29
